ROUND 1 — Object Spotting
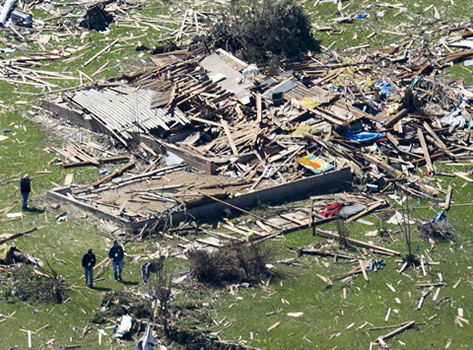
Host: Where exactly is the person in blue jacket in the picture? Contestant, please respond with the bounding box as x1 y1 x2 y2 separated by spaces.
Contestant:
109 240 124 281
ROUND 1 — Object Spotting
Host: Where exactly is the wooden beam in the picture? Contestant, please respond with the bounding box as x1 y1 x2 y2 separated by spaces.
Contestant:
454 172 473 183
363 154 399 177
445 185 452 211
92 161 135 188
344 201 385 223
83 39 119 67
359 259 369 282
384 108 407 128
198 192 280 230
417 128 434 173
252 93 262 145
423 122 447 148
220 118 239 156
188 115 222 128
316 229 400 256
375 321 415 344
386 132 399 147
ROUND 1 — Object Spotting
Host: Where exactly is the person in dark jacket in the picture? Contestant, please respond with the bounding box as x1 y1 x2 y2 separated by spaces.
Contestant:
108 240 124 281
82 249 96 287
20 174 31 210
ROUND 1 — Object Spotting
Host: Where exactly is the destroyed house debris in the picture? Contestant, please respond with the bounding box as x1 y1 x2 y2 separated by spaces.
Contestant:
69 87 189 145
41 20 473 240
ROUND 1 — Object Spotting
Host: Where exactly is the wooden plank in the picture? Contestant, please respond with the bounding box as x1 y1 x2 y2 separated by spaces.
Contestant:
363 154 399 177
445 185 452 211
252 93 262 145
83 39 119 67
344 201 385 223
279 213 307 226
201 229 242 241
196 238 222 247
359 259 369 282
256 93 262 123
187 115 222 128
423 122 447 148
454 172 473 183
386 132 399 147
417 128 434 173
256 220 272 233
64 174 74 186
375 321 415 343
92 161 135 187
199 192 281 230
384 108 407 128
220 118 239 156
316 229 400 256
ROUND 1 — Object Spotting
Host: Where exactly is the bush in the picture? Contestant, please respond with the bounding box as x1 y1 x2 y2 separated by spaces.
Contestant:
5 261 67 304
187 242 273 283
336 220 350 249
215 0 319 64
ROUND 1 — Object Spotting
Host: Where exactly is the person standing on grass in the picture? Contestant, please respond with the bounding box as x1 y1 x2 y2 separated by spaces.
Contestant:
20 174 31 210
109 240 124 281
82 249 96 288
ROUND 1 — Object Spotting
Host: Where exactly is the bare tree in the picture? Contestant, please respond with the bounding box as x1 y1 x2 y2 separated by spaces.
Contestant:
397 192 415 266
149 268 172 335
336 220 350 249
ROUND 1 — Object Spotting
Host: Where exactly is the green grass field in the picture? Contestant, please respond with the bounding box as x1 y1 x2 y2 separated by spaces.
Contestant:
2 0 473 348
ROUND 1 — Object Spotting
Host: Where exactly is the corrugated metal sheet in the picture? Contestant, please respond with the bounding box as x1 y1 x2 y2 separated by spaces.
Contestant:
71 87 188 140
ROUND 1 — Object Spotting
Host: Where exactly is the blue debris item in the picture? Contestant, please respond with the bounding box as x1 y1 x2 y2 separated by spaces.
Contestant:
366 259 385 272
340 129 385 142
410 75 422 89
423 211 451 245
99 169 111 175
424 222 431 245
0 128 11 133
356 13 370 19
435 211 449 225
375 81 392 97
415 245 420 252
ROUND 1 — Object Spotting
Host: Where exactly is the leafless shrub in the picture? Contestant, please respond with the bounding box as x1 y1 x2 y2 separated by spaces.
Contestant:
418 214 452 241
149 268 173 335
187 242 273 283
336 220 350 249
6 260 67 303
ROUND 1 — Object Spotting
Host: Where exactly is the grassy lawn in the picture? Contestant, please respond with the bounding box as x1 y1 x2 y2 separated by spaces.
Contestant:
1 0 473 349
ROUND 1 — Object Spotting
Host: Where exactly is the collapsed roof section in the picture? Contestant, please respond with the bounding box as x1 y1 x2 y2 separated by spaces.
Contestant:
70 87 188 145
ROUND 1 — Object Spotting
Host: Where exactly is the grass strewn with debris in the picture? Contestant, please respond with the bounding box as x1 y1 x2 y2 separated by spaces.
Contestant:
2 0 473 349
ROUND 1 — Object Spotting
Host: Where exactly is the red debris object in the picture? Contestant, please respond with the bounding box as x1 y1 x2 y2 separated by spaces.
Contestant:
320 202 344 218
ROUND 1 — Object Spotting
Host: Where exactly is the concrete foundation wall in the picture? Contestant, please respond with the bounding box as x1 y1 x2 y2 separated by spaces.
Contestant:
132 167 352 228
47 187 130 225
41 100 109 135
48 168 351 230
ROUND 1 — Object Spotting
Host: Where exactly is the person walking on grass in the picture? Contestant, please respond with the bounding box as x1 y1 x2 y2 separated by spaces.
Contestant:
20 174 32 210
109 240 124 281
82 249 96 288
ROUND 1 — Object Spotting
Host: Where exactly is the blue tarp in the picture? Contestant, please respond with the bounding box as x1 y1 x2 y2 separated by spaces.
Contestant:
341 129 384 142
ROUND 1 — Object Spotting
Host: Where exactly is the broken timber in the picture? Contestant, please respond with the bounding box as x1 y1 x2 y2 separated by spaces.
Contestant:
316 229 400 256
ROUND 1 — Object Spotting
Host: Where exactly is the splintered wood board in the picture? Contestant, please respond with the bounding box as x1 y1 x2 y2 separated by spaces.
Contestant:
64 174 74 186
